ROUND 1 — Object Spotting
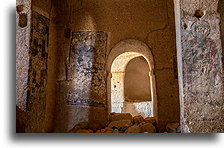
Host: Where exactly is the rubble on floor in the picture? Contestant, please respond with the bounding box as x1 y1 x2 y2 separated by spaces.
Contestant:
69 113 180 133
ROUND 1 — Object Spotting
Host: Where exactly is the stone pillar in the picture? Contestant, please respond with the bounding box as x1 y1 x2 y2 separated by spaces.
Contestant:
149 70 157 117
16 0 31 111
111 72 125 113
25 11 50 132
175 0 224 132
54 31 108 132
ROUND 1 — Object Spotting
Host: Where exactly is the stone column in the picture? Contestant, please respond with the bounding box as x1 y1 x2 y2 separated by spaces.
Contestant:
149 70 157 117
16 0 31 112
111 72 125 113
54 31 108 132
25 11 50 133
175 0 224 133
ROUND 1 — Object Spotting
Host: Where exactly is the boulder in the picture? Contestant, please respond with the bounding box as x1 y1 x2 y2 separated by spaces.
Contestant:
133 115 144 125
101 129 106 133
109 113 133 123
176 126 181 133
88 120 107 131
76 122 89 129
138 121 146 127
140 122 156 133
105 130 113 133
166 123 179 133
145 117 157 126
69 126 81 133
108 119 132 131
69 122 89 133
105 127 113 133
125 125 141 133
113 129 119 133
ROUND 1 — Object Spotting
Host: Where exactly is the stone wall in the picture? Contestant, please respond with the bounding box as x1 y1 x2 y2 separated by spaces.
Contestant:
176 0 224 132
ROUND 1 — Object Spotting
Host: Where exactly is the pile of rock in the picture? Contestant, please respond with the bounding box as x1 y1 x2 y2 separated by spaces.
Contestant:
69 113 158 133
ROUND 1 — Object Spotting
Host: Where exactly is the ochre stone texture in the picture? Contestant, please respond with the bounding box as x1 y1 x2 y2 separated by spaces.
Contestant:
16 0 224 133
176 0 224 132
17 0 180 132
51 0 179 132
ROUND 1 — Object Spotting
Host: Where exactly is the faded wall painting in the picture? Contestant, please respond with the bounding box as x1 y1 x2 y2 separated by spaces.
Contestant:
183 21 222 96
63 31 108 107
26 11 49 131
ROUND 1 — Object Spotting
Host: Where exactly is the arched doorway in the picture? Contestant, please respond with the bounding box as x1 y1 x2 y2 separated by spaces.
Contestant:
107 39 157 117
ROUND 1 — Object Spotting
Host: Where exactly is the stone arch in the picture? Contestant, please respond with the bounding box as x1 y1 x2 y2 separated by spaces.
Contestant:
106 39 157 117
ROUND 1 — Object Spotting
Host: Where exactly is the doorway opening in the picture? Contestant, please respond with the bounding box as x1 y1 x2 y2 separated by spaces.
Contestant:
107 39 157 118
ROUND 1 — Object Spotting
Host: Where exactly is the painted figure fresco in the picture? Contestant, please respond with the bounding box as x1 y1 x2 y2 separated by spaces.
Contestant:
183 21 222 95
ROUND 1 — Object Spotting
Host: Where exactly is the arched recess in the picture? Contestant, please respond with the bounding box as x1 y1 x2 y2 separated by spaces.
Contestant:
106 39 157 117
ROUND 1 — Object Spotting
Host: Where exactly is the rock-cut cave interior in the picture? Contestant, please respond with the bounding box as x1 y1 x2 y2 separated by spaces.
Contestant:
16 0 224 133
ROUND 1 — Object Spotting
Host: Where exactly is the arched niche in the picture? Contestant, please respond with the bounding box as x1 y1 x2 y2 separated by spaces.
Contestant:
106 39 157 117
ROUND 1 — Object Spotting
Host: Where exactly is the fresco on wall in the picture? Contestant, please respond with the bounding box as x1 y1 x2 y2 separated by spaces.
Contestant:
64 31 108 107
183 21 222 96
26 11 49 130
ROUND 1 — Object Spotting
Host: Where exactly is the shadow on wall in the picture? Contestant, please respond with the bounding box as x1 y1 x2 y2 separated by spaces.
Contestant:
16 106 25 133
218 0 224 70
